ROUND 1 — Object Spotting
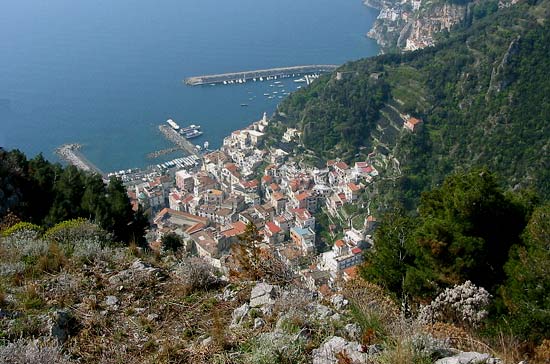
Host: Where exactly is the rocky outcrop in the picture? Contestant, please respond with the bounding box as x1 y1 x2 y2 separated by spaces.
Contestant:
312 336 369 364
364 0 469 52
249 282 278 308
435 351 501 364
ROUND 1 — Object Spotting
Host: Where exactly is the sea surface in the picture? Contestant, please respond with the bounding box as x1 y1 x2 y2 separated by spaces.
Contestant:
0 0 378 172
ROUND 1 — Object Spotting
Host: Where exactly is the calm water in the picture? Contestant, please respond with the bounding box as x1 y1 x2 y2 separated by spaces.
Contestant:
0 0 378 172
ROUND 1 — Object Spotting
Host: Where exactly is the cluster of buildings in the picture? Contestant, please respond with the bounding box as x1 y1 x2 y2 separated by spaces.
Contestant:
128 113 381 292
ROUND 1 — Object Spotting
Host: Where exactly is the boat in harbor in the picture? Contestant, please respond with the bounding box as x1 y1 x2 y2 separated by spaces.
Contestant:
181 124 201 133
185 129 203 139
166 119 180 130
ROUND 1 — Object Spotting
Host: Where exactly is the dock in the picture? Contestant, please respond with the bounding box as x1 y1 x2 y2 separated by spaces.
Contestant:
55 144 104 176
158 125 199 157
184 64 339 86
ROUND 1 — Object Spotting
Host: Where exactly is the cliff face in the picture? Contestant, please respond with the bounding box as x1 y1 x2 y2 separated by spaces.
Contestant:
365 0 469 52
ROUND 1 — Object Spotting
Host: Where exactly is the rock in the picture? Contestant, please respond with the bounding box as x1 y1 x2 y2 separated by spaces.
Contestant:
48 310 73 343
254 318 265 329
201 336 212 346
105 295 119 306
147 313 159 322
250 283 278 307
230 303 250 327
131 259 151 270
260 303 274 316
222 286 237 301
367 344 383 356
308 303 334 319
345 323 361 341
330 294 349 310
435 352 492 364
312 336 369 364
108 259 160 287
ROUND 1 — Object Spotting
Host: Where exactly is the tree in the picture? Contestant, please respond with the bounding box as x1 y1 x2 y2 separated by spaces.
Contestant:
230 222 293 284
361 208 417 298
161 232 183 253
411 169 525 294
501 203 550 341
231 222 263 281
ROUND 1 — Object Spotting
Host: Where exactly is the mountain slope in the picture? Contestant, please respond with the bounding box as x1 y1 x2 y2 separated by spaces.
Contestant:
273 0 550 205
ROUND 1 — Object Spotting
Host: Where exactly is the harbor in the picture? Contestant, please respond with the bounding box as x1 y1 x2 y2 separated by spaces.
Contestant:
184 64 339 86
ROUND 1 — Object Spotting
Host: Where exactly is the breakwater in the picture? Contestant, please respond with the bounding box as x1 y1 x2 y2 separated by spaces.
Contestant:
158 125 199 157
55 144 104 176
184 64 339 86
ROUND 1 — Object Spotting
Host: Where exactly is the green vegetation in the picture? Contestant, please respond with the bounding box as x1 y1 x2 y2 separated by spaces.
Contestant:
361 170 549 346
0 149 148 244
274 0 550 206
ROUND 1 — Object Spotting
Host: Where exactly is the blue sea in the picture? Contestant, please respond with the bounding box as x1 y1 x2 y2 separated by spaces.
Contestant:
0 0 378 172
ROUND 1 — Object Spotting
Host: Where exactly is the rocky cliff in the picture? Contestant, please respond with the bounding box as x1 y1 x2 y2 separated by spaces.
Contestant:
364 0 469 52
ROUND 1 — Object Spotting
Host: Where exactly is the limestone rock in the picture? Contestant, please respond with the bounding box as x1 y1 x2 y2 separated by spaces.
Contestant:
308 302 334 319
105 295 118 306
330 294 349 310
435 351 493 364
250 283 278 307
230 303 250 327
345 323 361 341
254 318 266 329
312 336 369 364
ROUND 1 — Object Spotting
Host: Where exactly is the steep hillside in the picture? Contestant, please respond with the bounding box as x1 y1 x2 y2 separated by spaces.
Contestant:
273 0 550 206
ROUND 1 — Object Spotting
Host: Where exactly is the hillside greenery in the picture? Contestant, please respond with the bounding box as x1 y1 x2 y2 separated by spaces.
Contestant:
273 0 550 207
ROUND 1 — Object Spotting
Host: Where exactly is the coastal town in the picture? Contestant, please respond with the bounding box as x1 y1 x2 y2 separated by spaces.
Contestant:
117 111 397 295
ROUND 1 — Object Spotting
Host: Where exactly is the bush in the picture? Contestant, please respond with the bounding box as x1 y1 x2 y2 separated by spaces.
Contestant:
1 222 42 239
417 280 491 329
43 219 111 249
344 280 400 345
0 339 74 364
174 257 218 294
245 333 307 364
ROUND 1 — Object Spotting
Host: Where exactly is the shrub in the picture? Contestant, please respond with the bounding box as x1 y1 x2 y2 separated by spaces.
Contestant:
36 243 66 274
344 280 400 344
1 235 49 263
43 219 111 250
0 339 74 364
1 222 42 239
417 280 491 329
245 333 307 364
174 257 218 294
161 232 183 253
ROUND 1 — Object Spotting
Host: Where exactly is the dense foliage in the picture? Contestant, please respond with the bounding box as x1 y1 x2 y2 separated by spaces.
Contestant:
361 170 548 342
0 148 148 244
275 0 550 206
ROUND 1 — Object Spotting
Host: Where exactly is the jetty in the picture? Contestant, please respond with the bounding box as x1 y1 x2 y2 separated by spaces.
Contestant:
55 144 104 176
146 147 181 160
158 125 199 157
184 64 339 86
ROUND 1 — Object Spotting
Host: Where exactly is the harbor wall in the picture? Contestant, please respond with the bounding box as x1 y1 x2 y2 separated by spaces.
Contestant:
184 64 339 86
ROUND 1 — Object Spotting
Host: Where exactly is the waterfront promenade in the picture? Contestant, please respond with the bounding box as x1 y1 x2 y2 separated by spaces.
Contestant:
184 64 339 86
